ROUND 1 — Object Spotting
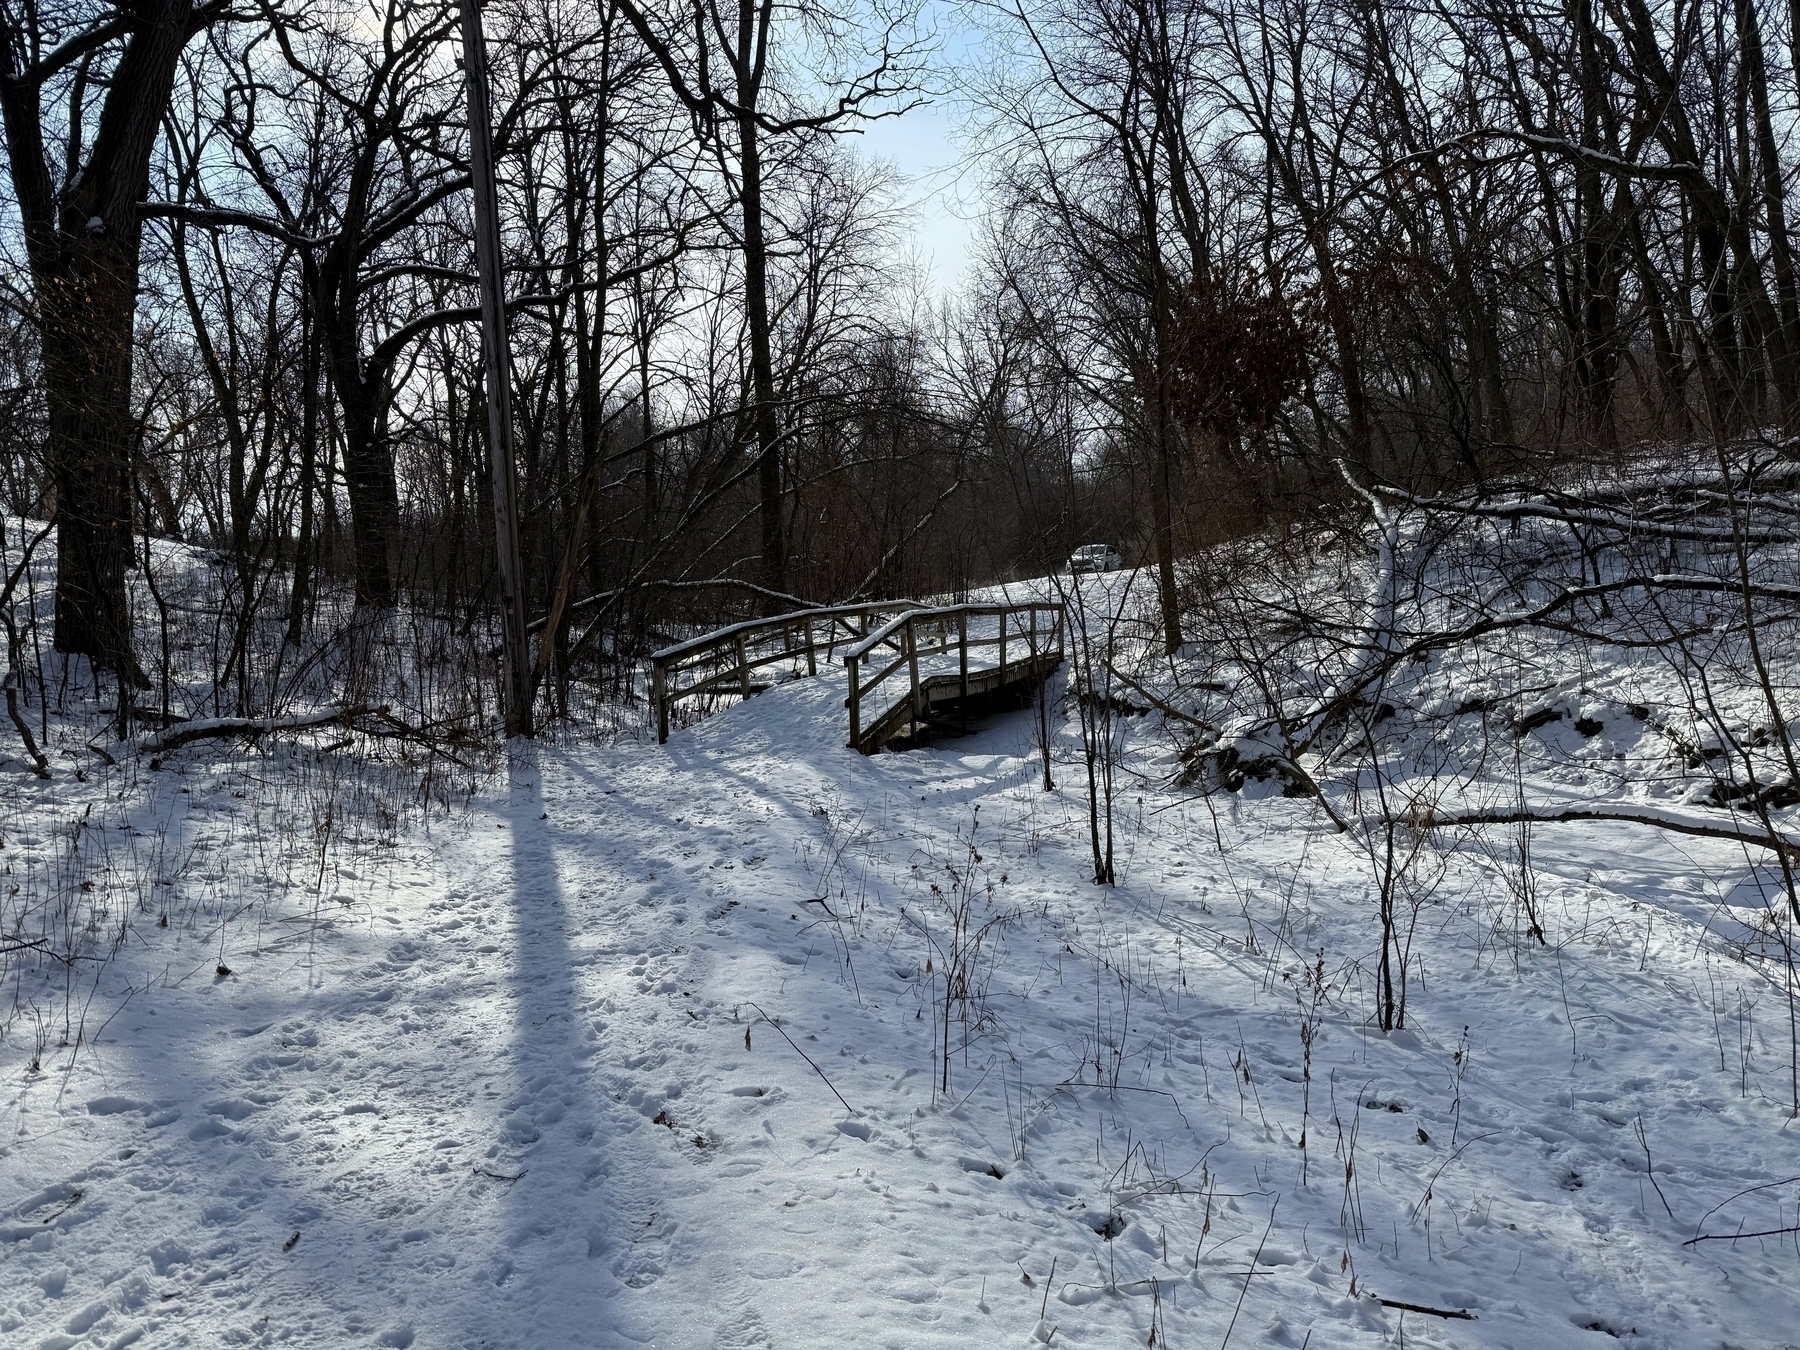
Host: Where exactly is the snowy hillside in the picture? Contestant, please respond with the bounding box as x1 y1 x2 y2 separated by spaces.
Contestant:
4 524 1800 1348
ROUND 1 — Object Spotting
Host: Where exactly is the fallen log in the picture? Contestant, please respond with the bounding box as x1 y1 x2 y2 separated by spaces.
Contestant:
1420 802 1800 861
125 706 376 763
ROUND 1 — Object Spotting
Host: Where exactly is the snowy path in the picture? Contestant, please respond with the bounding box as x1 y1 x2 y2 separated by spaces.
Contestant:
4 665 1799 1348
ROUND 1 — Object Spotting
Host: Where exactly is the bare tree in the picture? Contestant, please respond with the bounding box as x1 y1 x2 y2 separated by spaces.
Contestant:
617 0 926 601
0 0 227 681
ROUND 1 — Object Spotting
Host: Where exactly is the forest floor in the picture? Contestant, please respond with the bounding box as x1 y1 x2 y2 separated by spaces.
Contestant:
3 574 1799 1349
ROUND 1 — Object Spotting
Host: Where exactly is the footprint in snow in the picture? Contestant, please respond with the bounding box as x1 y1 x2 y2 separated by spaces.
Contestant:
613 1212 677 1289
85 1096 149 1116
712 1303 776 1348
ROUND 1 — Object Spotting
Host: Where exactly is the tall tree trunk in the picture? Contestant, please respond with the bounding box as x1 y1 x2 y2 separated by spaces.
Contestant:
334 375 401 609
0 0 204 681
1627 203 1691 440
315 250 400 608
1738 0 1800 425
1615 0 1744 426
738 99 786 604
1361 1 1508 459
638 283 657 522
1577 0 1618 447
287 273 320 645
1313 247 1373 465
1149 308 1184 653
39 241 144 680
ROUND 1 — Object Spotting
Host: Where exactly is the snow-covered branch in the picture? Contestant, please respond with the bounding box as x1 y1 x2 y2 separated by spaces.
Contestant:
123 706 377 761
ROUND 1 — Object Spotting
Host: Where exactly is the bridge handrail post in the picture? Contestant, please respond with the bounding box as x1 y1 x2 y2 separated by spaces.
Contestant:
958 610 969 731
736 632 751 699
906 617 922 732
999 609 1007 682
653 658 669 744
848 652 862 749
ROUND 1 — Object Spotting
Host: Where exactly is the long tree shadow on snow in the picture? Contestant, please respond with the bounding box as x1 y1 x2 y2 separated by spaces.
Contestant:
449 746 669 1348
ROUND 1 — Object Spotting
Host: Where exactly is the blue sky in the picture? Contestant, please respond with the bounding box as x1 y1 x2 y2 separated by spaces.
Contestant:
860 101 982 292
852 5 992 295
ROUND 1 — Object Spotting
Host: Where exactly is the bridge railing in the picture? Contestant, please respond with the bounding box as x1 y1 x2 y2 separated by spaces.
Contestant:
650 600 922 743
843 602 1065 750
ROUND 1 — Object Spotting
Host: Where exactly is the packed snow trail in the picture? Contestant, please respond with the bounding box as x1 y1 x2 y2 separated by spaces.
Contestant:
3 662 1798 1348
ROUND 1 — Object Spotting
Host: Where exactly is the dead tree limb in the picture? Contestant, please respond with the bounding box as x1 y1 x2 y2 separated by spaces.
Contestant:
1420 804 1800 860
1106 664 1212 728
128 706 376 761
1375 1297 1476 1320
6 684 49 778
1370 482 1797 546
1684 1225 1800 1245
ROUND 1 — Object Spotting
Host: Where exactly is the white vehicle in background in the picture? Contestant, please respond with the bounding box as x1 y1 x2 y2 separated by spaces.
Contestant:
1068 543 1122 574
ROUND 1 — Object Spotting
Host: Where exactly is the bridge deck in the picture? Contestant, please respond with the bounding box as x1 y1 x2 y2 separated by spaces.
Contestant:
850 650 1062 753
649 598 1065 752
843 603 1066 754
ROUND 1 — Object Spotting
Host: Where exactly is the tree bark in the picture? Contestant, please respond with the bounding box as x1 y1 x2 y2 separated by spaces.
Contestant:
0 2 204 681
736 13 787 606
39 238 143 678
1737 0 1800 424
330 365 403 608
287 265 320 645
1627 205 1691 439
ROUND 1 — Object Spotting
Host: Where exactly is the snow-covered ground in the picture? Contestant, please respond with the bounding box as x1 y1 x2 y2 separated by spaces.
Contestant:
5 517 1800 1348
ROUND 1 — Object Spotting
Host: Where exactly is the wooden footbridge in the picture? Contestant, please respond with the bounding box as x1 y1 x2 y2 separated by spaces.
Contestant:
650 599 1065 752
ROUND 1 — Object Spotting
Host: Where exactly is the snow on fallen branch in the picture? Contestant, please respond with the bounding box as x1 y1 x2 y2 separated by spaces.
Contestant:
1235 459 1403 762
121 706 378 761
1106 665 1212 728
1369 481 1798 546
1190 464 1408 791
1206 460 1800 782
118 706 491 769
1415 802 1800 860
1261 571 1800 765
